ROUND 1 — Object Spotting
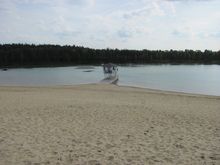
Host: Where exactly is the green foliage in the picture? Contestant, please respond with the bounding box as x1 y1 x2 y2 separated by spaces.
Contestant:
0 44 220 67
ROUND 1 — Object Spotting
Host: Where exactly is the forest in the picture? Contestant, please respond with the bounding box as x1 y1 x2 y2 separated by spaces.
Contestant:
0 44 220 67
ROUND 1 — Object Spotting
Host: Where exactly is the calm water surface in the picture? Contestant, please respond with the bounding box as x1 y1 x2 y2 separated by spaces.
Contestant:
0 65 220 96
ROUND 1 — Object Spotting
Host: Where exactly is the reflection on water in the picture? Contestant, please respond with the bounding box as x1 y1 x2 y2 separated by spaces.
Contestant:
118 65 220 96
0 66 103 86
0 65 220 96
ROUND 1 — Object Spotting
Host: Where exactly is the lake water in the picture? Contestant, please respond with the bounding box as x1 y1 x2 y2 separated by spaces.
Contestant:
0 65 220 96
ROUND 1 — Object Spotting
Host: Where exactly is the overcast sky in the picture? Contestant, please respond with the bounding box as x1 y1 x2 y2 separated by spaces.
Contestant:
0 0 220 50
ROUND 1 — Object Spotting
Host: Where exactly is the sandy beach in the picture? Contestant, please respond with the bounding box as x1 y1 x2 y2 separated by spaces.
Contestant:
0 84 219 165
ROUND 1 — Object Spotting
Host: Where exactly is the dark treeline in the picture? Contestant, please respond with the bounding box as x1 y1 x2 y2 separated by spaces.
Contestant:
0 44 220 67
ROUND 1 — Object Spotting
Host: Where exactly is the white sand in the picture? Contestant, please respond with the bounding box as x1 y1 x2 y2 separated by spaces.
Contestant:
0 84 220 165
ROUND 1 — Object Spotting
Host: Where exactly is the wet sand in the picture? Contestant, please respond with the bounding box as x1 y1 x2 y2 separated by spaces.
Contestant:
0 84 220 165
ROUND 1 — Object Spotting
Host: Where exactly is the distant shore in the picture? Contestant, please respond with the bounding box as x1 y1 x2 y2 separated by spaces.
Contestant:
0 84 219 164
1 44 220 68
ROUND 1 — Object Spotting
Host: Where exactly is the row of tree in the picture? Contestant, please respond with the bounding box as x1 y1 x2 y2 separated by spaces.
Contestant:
0 44 220 67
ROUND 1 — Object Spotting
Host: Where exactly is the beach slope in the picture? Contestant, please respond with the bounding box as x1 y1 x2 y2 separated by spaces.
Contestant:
0 84 220 164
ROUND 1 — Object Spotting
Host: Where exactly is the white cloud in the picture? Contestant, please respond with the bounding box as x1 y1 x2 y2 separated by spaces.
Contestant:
0 0 220 50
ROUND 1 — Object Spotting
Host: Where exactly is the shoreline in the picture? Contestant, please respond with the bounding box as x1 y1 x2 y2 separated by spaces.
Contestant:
1 83 220 99
117 84 220 98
